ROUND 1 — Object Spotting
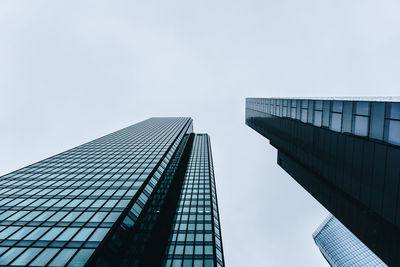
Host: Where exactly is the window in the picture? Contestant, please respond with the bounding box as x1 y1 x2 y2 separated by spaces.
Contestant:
56 228 79 241
68 249 94 266
72 228 94 242
0 248 25 265
24 227 49 240
48 249 77 266
40 227 64 241
11 248 42 266
385 103 400 145
88 228 108 242
352 102 370 136
8 227 35 240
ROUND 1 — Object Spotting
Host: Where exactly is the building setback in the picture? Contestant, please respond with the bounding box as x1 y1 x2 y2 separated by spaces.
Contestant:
313 215 386 267
0 118 224 267
245 97 400 266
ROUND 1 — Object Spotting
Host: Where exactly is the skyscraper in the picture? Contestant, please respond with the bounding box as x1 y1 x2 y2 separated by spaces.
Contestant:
0 118 224 267
245 97 400 266
313 215 386 267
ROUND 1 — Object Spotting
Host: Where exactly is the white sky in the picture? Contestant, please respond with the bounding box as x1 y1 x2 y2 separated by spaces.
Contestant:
1 1 399 266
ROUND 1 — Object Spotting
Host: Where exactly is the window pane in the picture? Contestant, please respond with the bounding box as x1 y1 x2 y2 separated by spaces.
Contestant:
56 228 79 241
11 248 42 266
354 116 369 136
314 111 322 127
172 260 182 267
40 227 64 241
7 211 29 221
9 227 35 240
355 102 369 115
49 211 68 222
390 103 400 119
332 101 343 112
48 249 76 266
31 248 59 266
330 113 342 132
90 212 107 223
104 212 120 223
0 248 25 265
370 102 385 140
68 249 94 267
388 120 400 145
0 226 20 239
24 227 49 240
315 100 323 110
205 245 213 255
34 211 55 221
88 228 109 242
72 228 95 242
62 212 81 222
183 259 192 267
76 212 95 222
195 246 203 255
301 109 307 123
204 259 214 267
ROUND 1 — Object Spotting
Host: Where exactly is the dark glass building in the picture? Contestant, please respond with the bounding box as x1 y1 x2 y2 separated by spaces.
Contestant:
245 97 400 266
0 118 224 267
313 215 386 267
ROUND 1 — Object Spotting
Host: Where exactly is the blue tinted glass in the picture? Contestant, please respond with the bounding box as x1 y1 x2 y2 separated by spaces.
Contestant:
56 228 79 241
356 102 369 115
314 111 322 127
204 259 214 267
90 212 107 222
205 245 213 255
0 248 25 265
390 103 400 119
62 212 81 222
34 211 55 221
0 226 20 239
183 259 192 267
9 227 34 240
104 212 120 223
331 113 342 132
301 109 307 122
24 227 49 240
76 212 95 222
332 101 343 112
68 249 95 267
49 249 77 266
193 259 203 267
11 248 42 265
31 248 59 266
40 227 64 241
88 228 108 242
72 228 94 242
172 259 182 267
315 100 323 110
354 116 369 136
388 120 400 145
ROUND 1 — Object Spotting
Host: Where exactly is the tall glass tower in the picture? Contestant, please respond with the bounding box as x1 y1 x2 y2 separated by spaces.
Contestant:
0 118 224 267
245 97 400 266
313 215 386 267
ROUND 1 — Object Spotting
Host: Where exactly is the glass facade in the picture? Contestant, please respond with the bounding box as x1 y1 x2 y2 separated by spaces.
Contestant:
163 135 224 267
245 97 400 266
246 98 400 146
313 215 386 267
0 118 224 266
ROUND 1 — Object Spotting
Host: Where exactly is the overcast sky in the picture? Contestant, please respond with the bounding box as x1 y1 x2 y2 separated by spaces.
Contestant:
1 1 400 266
